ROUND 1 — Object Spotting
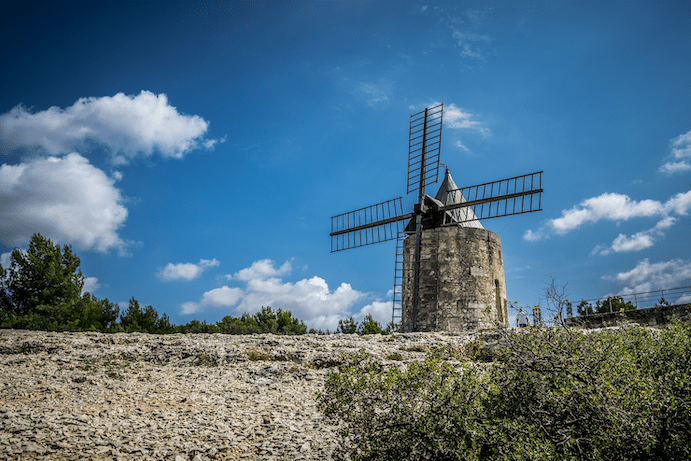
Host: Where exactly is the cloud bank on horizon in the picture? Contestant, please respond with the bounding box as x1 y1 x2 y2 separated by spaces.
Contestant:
179 258 393 330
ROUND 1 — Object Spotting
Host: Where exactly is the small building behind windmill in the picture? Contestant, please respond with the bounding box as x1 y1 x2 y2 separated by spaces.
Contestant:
401 168 509 332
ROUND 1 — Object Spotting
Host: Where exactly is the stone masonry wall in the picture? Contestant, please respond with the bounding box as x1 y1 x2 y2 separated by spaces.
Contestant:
402 226 508 332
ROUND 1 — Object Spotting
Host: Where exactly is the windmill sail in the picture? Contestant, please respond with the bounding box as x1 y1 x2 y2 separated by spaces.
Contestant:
330 197 412 252
440 171 543 222
407 103 443 195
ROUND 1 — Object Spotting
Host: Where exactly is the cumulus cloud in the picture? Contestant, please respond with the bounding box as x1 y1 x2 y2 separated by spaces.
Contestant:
523 229 543 242
609 232 654 253
671 130 691 158
0 91 216 162
659 130 691 175
228 259 292 282
157 258 220 282
659 161 691 175
598 217 676 255
0 153 128 252
526 190 691 253
603 258 691 295
441 103 490 137
455 140 471 153
236 276 365 330
201 286 244 307
665 190 691 215
550 193 663 234
181 258 367 330
353 300 393 327
82 277 101 294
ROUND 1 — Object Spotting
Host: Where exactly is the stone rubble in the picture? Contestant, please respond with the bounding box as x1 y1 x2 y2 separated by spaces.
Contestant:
0 329 484 460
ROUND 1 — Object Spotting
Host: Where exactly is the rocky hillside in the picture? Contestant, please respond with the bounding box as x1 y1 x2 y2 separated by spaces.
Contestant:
0 330 484 461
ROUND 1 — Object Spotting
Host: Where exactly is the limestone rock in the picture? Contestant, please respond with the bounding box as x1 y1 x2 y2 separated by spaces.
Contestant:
0 329 485 460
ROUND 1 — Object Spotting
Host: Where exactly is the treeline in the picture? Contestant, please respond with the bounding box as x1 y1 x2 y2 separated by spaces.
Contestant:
577 296 637 315
0 233 388 335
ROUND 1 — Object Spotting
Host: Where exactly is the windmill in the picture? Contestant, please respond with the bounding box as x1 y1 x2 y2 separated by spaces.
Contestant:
330 103 543 332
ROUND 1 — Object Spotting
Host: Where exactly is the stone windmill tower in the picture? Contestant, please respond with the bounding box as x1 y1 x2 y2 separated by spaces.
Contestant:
330 104 543 332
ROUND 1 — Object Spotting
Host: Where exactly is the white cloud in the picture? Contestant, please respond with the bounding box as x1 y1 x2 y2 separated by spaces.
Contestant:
659 161 691 175
157 258 220 282
599 217 676 255
201 286 244 307
455 140 471 153
181 302 203 315
229 259 292 281
0 91 216 162
181 258 367 330
665 190 691 215
353 300 392 327
82 277 101 294
0 153 128 252
604 258 691 294
550 193 663 234
441 103 490 136
609 232 654 253
523 229 543 241
526 190 690 250
1 251 13 269
671 130 691 159
659 130 691 175
236 276 365 330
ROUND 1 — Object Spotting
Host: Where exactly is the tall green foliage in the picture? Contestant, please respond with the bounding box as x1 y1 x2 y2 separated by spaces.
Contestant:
318 324 691 461
176 306 307 335
120 297 173 333
0 234 120 330
1 234 83 316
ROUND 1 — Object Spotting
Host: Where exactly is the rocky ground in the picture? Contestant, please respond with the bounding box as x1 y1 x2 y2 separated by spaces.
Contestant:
0 329 484 460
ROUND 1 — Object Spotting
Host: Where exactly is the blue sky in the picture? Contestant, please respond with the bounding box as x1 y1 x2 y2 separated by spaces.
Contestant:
1 0 690 330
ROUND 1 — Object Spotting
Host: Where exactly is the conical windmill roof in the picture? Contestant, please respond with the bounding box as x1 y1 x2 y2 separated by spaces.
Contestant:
435 168 484 229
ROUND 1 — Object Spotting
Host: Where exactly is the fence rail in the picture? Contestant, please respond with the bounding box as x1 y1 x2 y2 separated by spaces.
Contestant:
571 285 691 316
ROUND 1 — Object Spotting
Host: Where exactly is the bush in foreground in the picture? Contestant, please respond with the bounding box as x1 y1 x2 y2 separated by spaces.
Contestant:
318 324 691 461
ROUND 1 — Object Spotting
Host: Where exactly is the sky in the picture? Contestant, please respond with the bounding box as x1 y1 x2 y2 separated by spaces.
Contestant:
1 0 690 330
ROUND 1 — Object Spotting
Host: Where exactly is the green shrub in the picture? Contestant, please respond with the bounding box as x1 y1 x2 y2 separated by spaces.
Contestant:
318 324 691 461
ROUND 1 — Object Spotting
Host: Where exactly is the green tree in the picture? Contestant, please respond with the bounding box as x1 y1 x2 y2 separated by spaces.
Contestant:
337 316 358 334
254 306 279 333
1 233 83 317
0 233 121 331
577 299 594 316
119 297 172 333
276 308 307 335
595 296 636 313
358 314 385 335
216 313 259 334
